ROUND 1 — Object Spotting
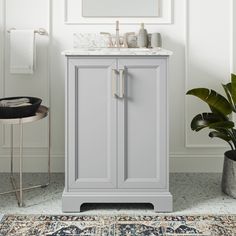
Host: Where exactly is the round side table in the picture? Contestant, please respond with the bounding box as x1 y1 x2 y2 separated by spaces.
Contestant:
0 105 50 207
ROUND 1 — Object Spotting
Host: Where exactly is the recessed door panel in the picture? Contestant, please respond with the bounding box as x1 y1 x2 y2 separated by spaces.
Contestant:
118 58 167 189
67 58 117 189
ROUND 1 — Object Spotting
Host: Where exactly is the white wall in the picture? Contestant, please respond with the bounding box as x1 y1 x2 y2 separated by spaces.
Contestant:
0 0 235 172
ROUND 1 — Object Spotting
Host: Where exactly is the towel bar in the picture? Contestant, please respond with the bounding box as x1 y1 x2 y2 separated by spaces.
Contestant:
7 28 47 36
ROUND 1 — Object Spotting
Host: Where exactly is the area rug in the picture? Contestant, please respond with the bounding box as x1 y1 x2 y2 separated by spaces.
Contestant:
0 215 235 236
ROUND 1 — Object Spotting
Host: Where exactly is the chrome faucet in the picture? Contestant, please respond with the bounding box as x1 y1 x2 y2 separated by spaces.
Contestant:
100 21 135 48
116 20 120 48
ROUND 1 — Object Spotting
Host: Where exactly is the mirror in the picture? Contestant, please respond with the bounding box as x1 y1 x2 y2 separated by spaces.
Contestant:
82 0 160 17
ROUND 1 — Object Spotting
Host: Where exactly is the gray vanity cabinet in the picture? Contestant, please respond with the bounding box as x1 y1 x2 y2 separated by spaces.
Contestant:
62 56 172 212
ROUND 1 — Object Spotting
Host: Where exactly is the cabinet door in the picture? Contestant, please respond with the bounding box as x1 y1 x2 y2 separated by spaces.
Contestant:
117 58 168 189
67 58 117 189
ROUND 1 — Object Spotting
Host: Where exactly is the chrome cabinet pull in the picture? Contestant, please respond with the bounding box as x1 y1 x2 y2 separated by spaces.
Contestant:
112 68 125 99
119 69 125 98
112 68 119 98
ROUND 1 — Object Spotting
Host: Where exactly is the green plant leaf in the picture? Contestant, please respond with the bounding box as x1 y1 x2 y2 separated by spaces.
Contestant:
190 113 226 132
231 73 236 104
208 131 233 149
222 83 235 110
209 131 231 141
186 88 232 115
208 121 234 129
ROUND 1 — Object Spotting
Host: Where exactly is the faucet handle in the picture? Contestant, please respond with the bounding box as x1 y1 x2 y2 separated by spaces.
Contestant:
124 32 135 48
100 32 113 47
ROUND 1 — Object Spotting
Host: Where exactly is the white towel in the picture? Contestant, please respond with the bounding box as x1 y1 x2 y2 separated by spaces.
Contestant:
0 98 30 107
10 30 36 74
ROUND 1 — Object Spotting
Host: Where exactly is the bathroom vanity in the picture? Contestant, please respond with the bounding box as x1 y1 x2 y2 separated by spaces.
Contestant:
62 48 173 212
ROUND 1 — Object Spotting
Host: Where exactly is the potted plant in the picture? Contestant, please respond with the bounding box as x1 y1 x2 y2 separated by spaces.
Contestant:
186 73 236 198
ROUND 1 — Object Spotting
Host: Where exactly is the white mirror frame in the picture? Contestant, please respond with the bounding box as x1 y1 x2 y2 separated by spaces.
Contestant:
64 0 173 25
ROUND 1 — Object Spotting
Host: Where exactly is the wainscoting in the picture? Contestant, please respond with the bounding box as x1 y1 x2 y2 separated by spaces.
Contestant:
0 0 235 172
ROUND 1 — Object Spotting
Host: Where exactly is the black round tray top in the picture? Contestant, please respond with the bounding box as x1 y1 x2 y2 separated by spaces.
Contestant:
0 97 42 119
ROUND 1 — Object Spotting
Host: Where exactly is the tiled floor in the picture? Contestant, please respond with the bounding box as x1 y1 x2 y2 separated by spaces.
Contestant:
0 173 235 215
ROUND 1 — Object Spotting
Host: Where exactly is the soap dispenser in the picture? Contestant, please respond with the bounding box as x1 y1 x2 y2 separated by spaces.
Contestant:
137 23 148 48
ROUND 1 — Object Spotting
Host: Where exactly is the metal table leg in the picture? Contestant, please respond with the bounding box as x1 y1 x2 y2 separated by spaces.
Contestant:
41 107 51 188
0 107 51 207
19 120 23 206
47 108 51 185
9 121 24 207
10 124 13 177
9 124 23 205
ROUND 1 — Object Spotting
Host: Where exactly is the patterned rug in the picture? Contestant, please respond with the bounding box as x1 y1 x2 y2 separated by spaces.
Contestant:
0 215 235 236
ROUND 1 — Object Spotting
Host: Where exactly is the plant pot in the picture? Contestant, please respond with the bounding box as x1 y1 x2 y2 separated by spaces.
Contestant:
222 150 236 198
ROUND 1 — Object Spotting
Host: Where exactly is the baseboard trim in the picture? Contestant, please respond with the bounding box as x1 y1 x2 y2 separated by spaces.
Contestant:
170 154 224 173
0 153 225 173
170 153 224 158
0 154 64 172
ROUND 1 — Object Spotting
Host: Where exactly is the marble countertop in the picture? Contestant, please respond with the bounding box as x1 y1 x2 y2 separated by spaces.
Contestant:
62 48 173 56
